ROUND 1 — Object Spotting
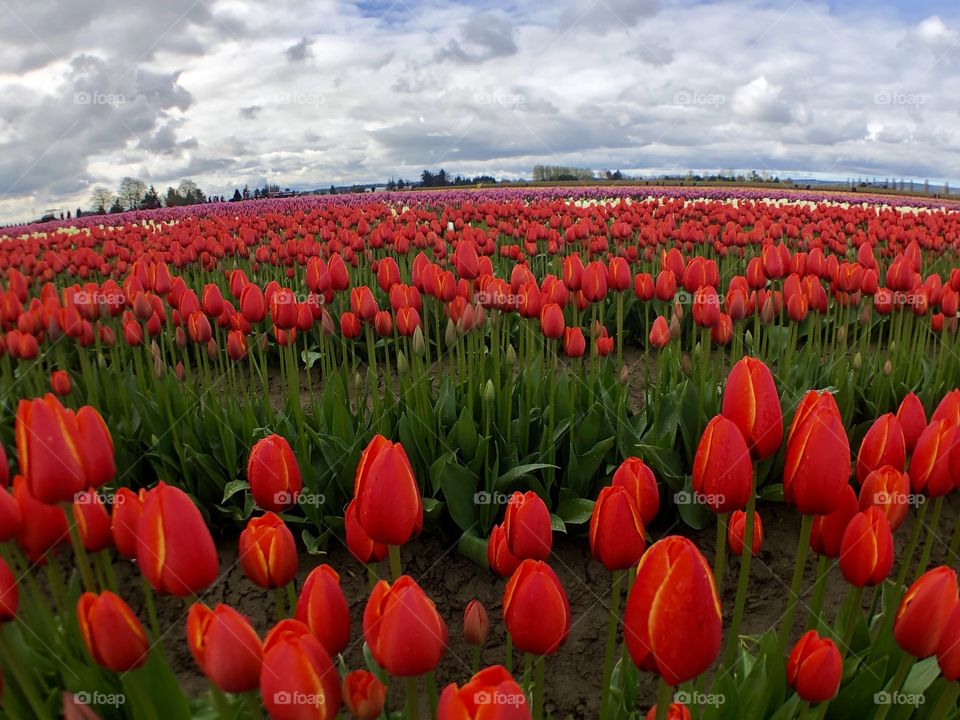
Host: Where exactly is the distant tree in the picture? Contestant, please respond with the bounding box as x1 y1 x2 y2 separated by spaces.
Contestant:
164 186 183 207
420 170 435 187
109 197 125 213
397 178 407 189
436 169 448 186
88 187 114 214
242 184 251 200
386 178 396 191
117 177 147 210
142 185 161 209
253 188 261 199
232 189 243 202
329 185 336 195
177 179 206 205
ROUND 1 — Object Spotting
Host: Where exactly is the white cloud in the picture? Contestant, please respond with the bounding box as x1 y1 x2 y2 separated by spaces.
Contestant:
0 0 958 222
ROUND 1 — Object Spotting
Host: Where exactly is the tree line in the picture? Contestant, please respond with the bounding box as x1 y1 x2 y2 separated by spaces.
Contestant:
87 177 208 216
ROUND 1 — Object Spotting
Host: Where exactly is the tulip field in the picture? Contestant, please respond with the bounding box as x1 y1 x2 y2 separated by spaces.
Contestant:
3 185 960 719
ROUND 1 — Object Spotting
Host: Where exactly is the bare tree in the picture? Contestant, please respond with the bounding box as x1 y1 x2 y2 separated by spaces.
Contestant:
117 177 147 210
88 187 115 214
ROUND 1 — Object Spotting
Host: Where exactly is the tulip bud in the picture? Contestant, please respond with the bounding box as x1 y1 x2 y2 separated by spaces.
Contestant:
897 392 927 453
77 591 149 672
727 510 763 556
239 512 297 589
354 435 423 546
483 379 495 404
589 485 646 571
438 665 528 718
612 458 659 525
50 370 72 396
505 344 516 366
261 620 341 718
680 353 692 376
463 600 489 647
624 536 721 685
342 670 387 720
137 482 219 596
721 357 783 460
503 560 570 656
784 393 851 515
852 352 862 370
693 416 753 513
187 603 262 693
839 507 894 587
396 350 408 373
295 564 351 656
445 318 458 347
412 326 426 356
894 566 958 658
786 630 842 703
503 491 552 561
363 576 448 675
487 523 520 578
247 435 302 512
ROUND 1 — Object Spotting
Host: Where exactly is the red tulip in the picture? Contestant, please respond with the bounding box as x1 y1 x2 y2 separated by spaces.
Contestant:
271 288 299 329
463 600 489 647
897 392 927 452
487 523 521 578
0 488 21 542
727 510 763 556
363 575 448 676
503 491 552 561
226 329 248 360
624 536 722 685
13 474 68 561
855 413 906 484
137 482 219 596
894 566 958 658
645 704 691 720
349 287 378 322
589 485 646 571
910 420 956 498
240 283 266 323
239 512 298 589
839 507 894 587
503 560 570 656
858 466 911 531
340 311 362 338
721 357 783 460
786 630 842 703
353 435 423 546
342 670 387 720
563 327 585 357
0 557 18 621
611 457 659 526
76 591 149 672
937 601 960 680
50 370 71 396
932 389 960 427
15 394 85 504
649 316 670 348
539 303 565 340
295 565 351 656
247 434 302 512
187 603 262 693
437 665 529 719
261 619 342 720
809 484 858 558
692 415 753 513
344 498 387 564
72 490 112 552
783 393 851 515
110 487 146 558
581 261 608 302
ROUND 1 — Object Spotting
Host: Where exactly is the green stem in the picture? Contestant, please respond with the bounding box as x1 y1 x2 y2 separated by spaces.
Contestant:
0 628 50 719
930 682 960 719
723 486 757 666
388 545 402 581
141 574 161 643
778 513 814 654
273 588 287 621
895 500 928 590
654 677 673 720
425 672 438 720
63 505 97 593
805 555 830 632
533 655 546 720
472 645 481 675
837 585 865 657
244 691 265 719
873 654 914 720
405 676 419 719
600 570 623 719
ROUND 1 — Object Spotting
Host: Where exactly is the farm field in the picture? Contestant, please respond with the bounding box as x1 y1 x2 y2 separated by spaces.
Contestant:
1 185 960 719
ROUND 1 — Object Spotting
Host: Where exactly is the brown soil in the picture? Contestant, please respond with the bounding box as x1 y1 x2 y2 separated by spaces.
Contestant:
112 498 960 719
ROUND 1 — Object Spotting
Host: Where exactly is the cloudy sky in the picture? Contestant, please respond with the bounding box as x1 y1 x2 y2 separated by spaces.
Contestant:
0 0 958 223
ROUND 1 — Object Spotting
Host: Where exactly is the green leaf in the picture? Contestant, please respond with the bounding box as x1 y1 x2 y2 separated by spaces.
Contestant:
221 479 249 504
549 514 566 533
555 497 595 525
494 463 557 491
